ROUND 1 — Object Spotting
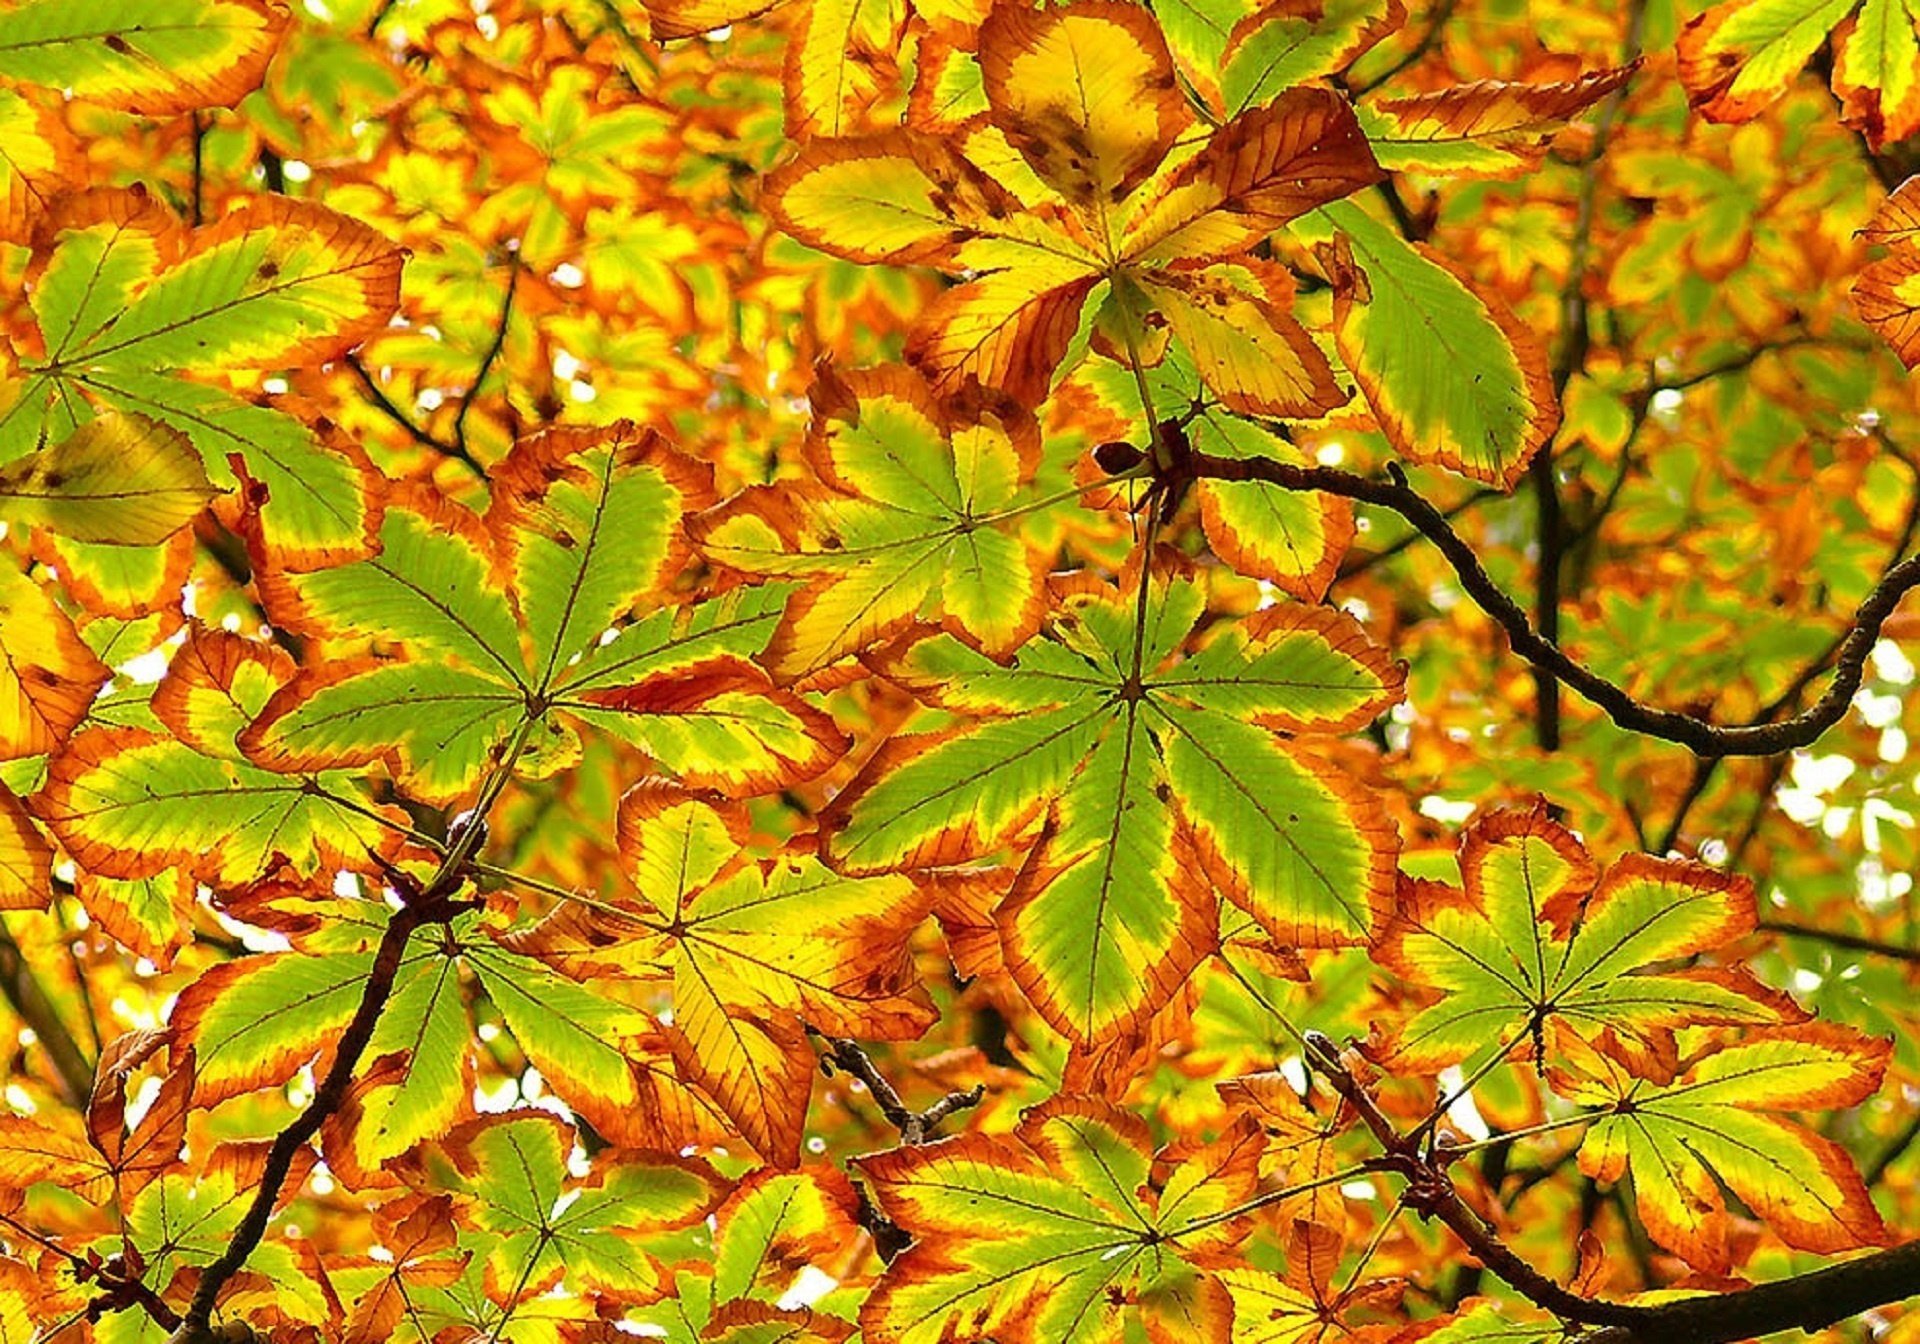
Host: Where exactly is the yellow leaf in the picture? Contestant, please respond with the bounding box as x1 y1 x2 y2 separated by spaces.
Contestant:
0 412 218 545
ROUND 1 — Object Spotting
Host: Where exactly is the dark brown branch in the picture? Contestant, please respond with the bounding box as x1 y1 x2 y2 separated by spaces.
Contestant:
1759 918 1920 965
1186 451 1920 757
1535 0 1646 753
0 915 94 1107
173 889 476 1341
1301 1033 1644 1328
342 353 482 476
813 1033 984 1147
1301 1034 1920 1342
452 247 522 458
1579 1241 1920 1344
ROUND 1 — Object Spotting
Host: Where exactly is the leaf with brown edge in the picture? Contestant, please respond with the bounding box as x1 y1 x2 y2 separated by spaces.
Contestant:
150 622 296 760
500 781 935 1164
762 131 1033 268
1372 802 1797 1075
0 786 49 911
1122 87 1385 267
786 0 909 137
420 1110 729 1303
1678 0 1920 150
1553 1023 1893 1272
0 563 111 761
1359 64 1638 177
1310 202 1557 488
1 191 390 569
856 1096 1263 1344
247 430 836 805
86 1031 192 1197
1133 262 1344 418
768 79 1375 413
692 364 1053 682
75 867 195 968
0 412 217 546
0 1115 113 1201
822 566 1400 1043
906 267 1104 403
978 0 1191 209
35 724 405 886
1219 0 1406 119
168 945 377 1105
0 0 290 115
337 1195 467 1344
1854 174 1920 367
1075 347 1354 598
0 88 75 240
712 1167 866 1301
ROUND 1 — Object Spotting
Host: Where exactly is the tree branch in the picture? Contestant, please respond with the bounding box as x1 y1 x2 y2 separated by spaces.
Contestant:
1185 450 1920 757
172 887 476 1341
1759 918 1920 965
0 915 94 1107
1300 1033 1920 1343
812 1033 983 1147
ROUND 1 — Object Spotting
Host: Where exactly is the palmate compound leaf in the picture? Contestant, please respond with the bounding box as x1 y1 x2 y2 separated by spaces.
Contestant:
242 423 845 806
35 624 407 891
0 411 217 544
1372 802 1797 1073
764 0 1382 413
820 560 1402 1043
857 1096 1266 1344
1677 0 1920 150
0 188 398 572
1300 201 1557 489
1551 1023 1893 1273
691 364 1054 683
417 1111 727 1304
499 780 936 1164
0 0 289 115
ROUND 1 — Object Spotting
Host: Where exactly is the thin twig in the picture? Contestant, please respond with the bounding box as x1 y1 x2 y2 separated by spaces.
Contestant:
1535 0 1648 752
1301 1032 1920 1343
343 353 484 477
0 916 93 1107
812 1033 984 1147
1759 918 1920 965
452 247 523 459
1185 450 1920 757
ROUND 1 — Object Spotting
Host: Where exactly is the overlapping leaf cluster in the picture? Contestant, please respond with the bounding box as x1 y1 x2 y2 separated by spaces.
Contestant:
0 0 1912 1342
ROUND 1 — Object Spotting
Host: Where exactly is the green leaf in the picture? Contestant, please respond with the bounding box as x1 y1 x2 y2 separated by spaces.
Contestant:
1303 200 1557 488
0 192 396 568
424 1112 726 1300
822 567 1400 1041
0 412 216 544
692 365 1052 681
1374 804 1793 1073
0 0 289 114
245 431 844 804
856 1096 1264 1344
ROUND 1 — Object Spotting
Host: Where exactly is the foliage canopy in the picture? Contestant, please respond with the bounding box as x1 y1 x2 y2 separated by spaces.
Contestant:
0 0 1918 1342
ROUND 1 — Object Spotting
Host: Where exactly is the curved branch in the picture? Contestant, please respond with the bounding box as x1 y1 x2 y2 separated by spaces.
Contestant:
1187 451 1920 758
1301 1034 1920 1342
